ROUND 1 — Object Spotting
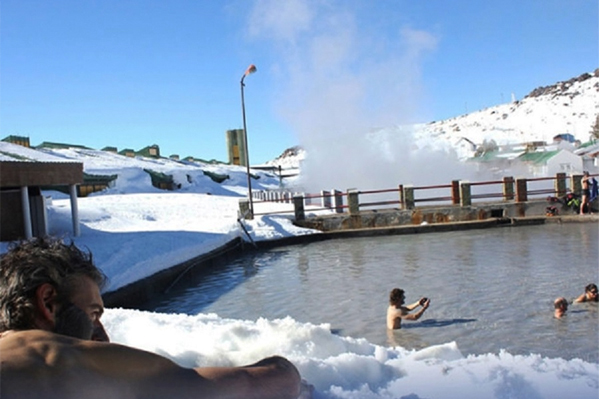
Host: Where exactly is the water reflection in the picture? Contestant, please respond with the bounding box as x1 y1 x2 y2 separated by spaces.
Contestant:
349 239 365 277
297 251 310 281
402 251 420 280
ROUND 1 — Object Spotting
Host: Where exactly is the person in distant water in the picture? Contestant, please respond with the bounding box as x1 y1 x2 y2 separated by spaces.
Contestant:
387 288 430 330
573 283 599 303
580 171 591 215
554 297 568 319
0 237 304 398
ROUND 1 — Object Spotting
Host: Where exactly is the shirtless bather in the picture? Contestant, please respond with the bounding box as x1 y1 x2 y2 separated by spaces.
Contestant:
0 238 302 398
387 288 430 329
573 283 599 303
554 297 568 318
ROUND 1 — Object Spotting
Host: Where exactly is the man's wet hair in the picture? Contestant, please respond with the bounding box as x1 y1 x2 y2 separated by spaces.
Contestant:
389 288 405 305
0 237 106 331
554 297 568 310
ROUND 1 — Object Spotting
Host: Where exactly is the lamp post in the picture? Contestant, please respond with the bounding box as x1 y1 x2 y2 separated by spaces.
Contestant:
241 64 257 218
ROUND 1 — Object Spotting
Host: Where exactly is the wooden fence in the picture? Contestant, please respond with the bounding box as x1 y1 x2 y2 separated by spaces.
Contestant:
239 172 597 220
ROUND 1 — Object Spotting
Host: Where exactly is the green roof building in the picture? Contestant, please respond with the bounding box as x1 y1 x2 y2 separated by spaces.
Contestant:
136 145 160 158
35 141 91 150
2 135 30 147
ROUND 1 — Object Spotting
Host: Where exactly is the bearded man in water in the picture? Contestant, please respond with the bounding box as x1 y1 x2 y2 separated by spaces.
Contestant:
387 288 430 329
0 237 303 398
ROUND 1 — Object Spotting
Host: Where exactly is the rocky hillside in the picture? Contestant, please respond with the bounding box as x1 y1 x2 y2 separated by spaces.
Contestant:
264 146 306 169
526 69 599 99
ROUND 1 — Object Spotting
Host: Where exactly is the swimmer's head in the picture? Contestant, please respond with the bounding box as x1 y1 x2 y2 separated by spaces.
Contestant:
554 297 568 310
389 288 405 306
585 283 598 300
585 283 598 293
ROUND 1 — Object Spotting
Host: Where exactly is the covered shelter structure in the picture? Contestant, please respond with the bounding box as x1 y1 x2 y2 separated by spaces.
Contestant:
0 161 83 241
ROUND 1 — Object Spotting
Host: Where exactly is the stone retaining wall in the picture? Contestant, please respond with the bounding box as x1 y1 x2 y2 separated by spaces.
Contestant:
294 199 556 231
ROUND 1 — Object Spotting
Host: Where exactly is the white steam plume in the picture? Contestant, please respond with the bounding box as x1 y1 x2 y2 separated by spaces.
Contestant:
247 0 485 193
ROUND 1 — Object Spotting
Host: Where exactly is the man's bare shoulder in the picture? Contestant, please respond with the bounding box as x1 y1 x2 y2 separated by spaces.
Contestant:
0 331 303 399
0 329 77 361
0 330 174 398
0 329 121 358
387 305 409 315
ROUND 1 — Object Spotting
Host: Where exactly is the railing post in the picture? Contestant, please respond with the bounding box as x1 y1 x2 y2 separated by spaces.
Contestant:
451 180 460 205
571 173 583 195
239 198 253 220
460 181 471 206
321 190 331 209
503 176 514 201
555 173 567 197
403 185 415 210
293 195 305 221
333 189 344 213
398 184 405 209
515 178 528 202
347 189 360 215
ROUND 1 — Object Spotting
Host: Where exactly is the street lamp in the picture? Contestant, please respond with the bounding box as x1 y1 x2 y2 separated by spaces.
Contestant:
241 64 257 217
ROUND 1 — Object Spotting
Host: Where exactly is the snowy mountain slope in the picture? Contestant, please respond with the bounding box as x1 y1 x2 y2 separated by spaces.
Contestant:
415 69 598 159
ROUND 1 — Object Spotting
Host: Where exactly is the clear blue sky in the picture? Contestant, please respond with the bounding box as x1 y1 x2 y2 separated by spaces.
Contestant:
1 0 598 164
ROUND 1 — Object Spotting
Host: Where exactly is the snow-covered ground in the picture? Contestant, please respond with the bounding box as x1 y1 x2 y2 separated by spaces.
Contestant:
1 69 598 398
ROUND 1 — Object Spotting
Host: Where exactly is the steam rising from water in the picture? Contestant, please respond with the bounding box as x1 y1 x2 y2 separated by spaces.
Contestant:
247 0 485 192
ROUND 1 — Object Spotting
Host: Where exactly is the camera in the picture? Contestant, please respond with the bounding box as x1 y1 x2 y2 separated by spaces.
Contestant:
420 297 428 305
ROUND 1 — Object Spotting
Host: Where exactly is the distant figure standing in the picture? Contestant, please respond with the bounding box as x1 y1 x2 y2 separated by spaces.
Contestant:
580 171 591 215
554 297 568 319
387 288 430 329
574 283 599 303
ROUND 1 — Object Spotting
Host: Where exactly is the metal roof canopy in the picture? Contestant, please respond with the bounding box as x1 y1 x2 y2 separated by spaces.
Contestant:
0 161 83 187
0 161 83 240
